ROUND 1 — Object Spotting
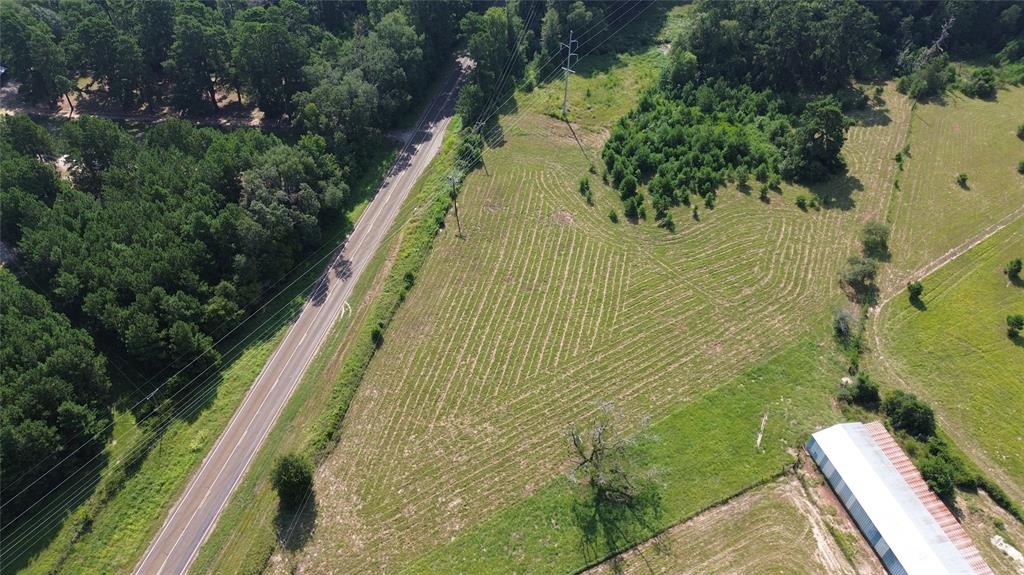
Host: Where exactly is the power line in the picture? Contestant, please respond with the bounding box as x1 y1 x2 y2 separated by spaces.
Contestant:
0 62 462 548
1 2 655 562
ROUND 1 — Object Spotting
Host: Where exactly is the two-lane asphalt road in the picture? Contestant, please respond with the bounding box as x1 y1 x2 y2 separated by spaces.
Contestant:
135 60 465 575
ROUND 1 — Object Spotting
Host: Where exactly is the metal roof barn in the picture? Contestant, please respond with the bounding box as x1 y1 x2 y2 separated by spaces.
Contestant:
807 422 992 575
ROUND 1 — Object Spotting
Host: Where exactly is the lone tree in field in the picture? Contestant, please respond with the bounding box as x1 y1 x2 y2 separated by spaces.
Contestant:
1006 257 1022 280
907 280 924 301
273 452 313 509
860 220 891 259
841 255 879 300
569 405 655 504
1008 314 1024 338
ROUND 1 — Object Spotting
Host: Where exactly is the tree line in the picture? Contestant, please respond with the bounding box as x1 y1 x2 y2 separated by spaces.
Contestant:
0 0 469 159
0 0 480 526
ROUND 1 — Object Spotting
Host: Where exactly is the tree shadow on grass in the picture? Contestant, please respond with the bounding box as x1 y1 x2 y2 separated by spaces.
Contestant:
852 106 891 128
1009 333 1024 348
274 492 318 552
909 296 927 311
809 171 863 211
572 483 664 569
842 283 879 308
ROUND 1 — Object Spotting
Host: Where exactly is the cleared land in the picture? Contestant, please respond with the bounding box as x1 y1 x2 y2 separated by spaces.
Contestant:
584 476 853 575
275 11 917 573
876 217 1024 505
881 86 1024 296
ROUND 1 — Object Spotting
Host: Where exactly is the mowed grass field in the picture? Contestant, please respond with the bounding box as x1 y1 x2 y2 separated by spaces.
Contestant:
881 86 1024 295
876 217 1024 504
272 23 918 571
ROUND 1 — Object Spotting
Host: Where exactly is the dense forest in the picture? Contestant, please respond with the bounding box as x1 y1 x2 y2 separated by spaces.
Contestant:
0 0 649 529
0 0 477 526
603 0 1024 224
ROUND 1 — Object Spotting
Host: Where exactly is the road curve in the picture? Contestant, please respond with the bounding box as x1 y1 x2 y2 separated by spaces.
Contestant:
135 60 465 575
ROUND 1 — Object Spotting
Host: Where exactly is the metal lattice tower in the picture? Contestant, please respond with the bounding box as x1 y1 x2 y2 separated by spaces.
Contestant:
561 30 579 118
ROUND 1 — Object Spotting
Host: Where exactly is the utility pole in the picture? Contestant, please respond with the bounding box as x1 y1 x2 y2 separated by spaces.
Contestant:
447 173 462 238
561 29 579 119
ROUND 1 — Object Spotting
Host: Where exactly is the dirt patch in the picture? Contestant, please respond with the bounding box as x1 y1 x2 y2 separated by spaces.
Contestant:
553 211 575 226
798 452 885 574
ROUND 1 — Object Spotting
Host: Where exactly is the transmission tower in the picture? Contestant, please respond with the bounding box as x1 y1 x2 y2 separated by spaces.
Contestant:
561 30 579 118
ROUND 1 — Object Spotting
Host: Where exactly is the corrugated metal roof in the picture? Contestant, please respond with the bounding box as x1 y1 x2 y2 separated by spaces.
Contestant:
808 422 992 575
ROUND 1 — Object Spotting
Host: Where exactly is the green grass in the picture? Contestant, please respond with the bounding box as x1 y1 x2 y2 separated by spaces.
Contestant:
882 85 1024 295
877 216 1024 505
827 523 860 565
396 335 847 574
277 30 913 572
10 146 397 575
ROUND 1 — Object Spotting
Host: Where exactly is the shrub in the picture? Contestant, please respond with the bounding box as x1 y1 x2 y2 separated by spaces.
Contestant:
1006 258 1022 279
883 390 936 440
1018 160 1024 175
917 436 974 507
955 173 968 187
832 308 857 344
579 176 593 205
623 195 642 219
759 184 770 201
840 255 878 296
619 174 638 199
919 454 957 504
608 209 618 223
1019 123 1024 140
907 280 924 301
659 212 675 232
795 195 809 211
734 165 749 187
272 452 313 508
897 55 955 100
840 373 880 411
961 67 997 99
860 220 890 258
1008 314 1024 338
